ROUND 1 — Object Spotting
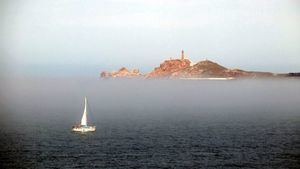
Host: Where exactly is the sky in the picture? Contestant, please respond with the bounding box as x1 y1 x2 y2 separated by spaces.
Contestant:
1 0 300 76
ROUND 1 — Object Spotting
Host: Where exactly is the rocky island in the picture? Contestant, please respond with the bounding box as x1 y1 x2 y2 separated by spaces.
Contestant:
100 67 141 78
100 50 296 79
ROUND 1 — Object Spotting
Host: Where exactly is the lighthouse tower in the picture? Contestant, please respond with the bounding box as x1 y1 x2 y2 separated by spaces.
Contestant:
181 50 185 60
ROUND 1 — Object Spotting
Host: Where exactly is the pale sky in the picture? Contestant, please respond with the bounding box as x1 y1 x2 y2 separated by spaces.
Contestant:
1 0 300 76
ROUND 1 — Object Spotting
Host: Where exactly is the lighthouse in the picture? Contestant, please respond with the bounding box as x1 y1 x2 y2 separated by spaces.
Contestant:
181 50 185 60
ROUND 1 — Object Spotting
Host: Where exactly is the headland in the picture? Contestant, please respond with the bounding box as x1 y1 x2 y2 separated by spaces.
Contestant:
100 50 299 79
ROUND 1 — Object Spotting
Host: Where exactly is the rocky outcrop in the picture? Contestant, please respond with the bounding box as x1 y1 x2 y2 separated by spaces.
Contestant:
147 59 276 79
100 51 285 79
145 58 191 78
172 60 228 78
100 67 141 78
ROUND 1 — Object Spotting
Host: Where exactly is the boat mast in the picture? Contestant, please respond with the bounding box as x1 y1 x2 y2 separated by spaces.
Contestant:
80 97 88 126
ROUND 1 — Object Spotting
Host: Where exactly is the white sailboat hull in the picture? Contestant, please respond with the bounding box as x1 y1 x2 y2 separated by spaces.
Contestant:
72 97 96 133
72 125 96 132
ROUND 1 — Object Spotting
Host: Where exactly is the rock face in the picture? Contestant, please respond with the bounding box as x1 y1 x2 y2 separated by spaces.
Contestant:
173 60 228 78
145 58 191 78
100 67 141 78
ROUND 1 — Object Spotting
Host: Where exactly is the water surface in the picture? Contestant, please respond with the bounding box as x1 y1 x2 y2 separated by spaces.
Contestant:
0 78 299 168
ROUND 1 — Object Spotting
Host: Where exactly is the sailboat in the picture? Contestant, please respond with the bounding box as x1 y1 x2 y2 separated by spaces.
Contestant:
72 97 96 132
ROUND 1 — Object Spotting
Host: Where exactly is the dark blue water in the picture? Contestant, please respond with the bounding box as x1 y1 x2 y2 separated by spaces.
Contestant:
0 78 299 168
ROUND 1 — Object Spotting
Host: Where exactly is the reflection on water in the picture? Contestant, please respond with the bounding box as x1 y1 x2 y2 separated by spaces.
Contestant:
0 78 299 168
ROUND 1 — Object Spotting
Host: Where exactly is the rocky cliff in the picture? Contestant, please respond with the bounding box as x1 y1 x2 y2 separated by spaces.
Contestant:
145 58 191 78
100 67 141 78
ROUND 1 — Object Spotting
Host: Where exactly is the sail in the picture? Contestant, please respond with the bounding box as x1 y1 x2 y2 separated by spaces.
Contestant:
80 97 87 126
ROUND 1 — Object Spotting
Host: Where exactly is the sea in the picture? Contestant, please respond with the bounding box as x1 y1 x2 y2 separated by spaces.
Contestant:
0 77 299 168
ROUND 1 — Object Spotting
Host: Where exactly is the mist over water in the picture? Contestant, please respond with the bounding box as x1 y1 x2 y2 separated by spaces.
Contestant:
0 77 299 168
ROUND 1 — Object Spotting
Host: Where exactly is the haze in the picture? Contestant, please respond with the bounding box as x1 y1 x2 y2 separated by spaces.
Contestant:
1 78 299 122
